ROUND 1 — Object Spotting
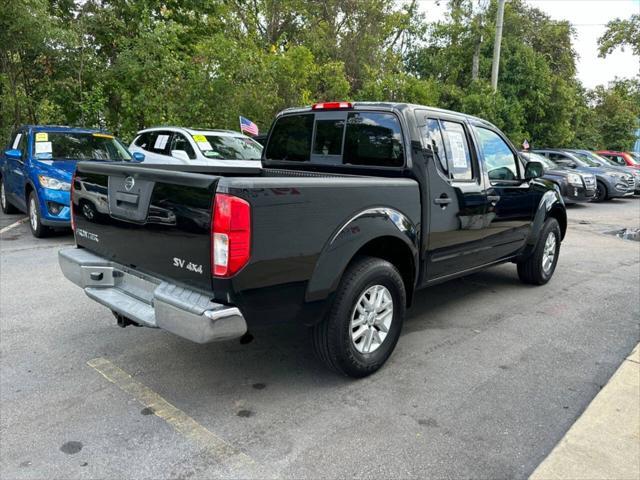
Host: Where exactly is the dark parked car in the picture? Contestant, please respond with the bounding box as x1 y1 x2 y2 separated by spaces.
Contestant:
59 102 567 377
520 151 596 204
533 149 634 202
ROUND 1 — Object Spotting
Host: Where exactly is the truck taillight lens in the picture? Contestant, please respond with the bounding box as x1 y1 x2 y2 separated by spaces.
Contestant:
70 171 76 232
212 193 251 277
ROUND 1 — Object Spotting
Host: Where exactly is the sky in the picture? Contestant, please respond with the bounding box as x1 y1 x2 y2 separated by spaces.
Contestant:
418 0 640 89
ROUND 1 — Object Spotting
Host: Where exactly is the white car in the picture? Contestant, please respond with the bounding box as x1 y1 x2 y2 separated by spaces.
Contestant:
129 127 263 167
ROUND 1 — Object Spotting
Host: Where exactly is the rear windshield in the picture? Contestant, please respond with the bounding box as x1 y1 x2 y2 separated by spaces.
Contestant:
33 132 132 161
265 111 404 167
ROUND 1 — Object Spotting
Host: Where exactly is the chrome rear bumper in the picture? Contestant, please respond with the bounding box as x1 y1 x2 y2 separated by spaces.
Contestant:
59 248 247 343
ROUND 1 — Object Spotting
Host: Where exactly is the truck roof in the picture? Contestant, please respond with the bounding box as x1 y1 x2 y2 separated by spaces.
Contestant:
278 102 497 129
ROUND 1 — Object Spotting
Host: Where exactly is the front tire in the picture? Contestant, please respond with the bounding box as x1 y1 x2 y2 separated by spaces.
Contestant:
1 178 17 214
28 191 50 238
311 256 406 378
594 181 608 202
517 218 561 285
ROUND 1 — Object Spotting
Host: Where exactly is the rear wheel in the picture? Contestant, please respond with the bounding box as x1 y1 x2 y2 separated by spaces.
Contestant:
311 256 406 378
517 218 561 285
0 178 17 214
594 181 608 202
28 191 50 238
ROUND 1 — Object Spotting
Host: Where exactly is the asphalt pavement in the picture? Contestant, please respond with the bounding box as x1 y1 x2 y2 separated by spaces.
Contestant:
1 197 639 479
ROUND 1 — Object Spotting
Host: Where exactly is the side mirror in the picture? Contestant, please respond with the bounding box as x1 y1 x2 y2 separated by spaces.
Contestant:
567 162 577 168
524 160 544 180
171 150 190 162
132 152 145 162
4 149 22 160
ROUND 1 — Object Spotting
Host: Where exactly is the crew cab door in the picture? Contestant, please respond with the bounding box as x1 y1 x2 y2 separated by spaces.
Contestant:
416 112 492 281
471 125 537 262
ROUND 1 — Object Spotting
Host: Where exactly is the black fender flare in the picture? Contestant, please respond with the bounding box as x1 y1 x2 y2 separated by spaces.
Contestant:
305 206 419 303
520 189 567 259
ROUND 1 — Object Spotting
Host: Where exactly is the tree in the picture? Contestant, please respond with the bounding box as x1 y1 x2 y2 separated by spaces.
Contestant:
598 14 640 57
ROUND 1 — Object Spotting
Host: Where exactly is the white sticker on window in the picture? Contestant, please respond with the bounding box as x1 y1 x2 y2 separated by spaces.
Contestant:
35 141 52 154
197 141 213 151
154 134 170 150
447 131 468 168
12 134 22 149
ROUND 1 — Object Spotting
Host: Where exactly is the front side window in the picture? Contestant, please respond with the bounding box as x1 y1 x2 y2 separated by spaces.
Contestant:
32 132 132 162
474 127 519 181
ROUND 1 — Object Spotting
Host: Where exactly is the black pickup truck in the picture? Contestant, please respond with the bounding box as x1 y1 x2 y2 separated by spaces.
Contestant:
59 102 566 377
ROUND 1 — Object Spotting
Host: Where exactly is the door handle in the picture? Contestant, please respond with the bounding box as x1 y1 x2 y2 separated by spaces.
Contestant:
487 195 501 204
433 195 452 206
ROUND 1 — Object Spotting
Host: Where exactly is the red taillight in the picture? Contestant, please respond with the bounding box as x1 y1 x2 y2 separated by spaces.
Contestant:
70 171 76 232
211 193 251 277
311 101 352 110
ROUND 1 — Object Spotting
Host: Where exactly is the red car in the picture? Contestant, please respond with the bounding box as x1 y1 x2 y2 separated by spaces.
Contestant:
596 151 640 170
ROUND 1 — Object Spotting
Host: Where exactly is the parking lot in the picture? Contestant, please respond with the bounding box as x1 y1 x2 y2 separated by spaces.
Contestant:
1 198 639 479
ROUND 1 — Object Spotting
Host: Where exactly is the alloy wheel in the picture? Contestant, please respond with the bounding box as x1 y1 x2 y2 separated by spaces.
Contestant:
541 231 557 274
350 284 394 354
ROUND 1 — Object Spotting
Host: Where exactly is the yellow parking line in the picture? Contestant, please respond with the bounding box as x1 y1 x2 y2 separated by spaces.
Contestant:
87 357 261 475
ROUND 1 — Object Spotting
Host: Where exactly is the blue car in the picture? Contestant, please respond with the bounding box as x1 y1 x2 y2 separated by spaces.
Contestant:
1 126 143 237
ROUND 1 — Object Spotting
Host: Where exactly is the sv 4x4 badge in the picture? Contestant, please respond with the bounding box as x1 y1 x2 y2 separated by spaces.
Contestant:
172 257 203 274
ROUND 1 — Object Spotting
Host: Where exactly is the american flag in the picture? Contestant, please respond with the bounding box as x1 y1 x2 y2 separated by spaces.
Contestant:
239 116 259 136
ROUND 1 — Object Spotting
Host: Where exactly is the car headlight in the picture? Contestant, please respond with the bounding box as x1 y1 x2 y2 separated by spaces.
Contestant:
38 175 71 191
567 173 583 186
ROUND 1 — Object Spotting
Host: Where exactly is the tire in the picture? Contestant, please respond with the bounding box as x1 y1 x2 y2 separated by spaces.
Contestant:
517 218 561 285
0 178 18 214
594 181 608 202
27 191 51 238
311 256 406 378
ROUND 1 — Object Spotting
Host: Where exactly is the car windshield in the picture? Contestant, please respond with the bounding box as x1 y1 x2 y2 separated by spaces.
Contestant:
33 132 132 161
192 134 262 160
521 151 556 169
573 151 612 167
570 153 598 167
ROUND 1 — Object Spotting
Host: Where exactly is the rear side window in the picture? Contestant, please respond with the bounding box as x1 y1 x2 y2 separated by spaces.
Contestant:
265 111 404 168
170 133 196 159
421 119 473 180
440 121 472 180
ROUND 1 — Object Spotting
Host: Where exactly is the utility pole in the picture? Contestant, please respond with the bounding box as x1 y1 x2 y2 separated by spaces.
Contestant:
490 0 506 92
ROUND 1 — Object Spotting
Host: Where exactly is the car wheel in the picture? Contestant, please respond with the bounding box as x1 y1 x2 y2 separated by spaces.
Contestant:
517 218 561 285
594 181 608 202
0 178 18 214
28 191 51 238
311 256 406 378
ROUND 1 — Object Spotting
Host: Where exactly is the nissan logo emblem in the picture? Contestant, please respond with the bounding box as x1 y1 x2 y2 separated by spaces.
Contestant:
124 176 135 191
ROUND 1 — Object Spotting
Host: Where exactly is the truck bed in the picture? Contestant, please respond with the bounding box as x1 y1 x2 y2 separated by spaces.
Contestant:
71 161 420 326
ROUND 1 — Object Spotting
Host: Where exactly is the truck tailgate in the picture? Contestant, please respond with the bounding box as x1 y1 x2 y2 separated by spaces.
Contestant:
72 162 219 292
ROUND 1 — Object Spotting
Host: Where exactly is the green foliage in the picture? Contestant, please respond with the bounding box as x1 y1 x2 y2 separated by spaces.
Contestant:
598 14 640 57
0 0 637 152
